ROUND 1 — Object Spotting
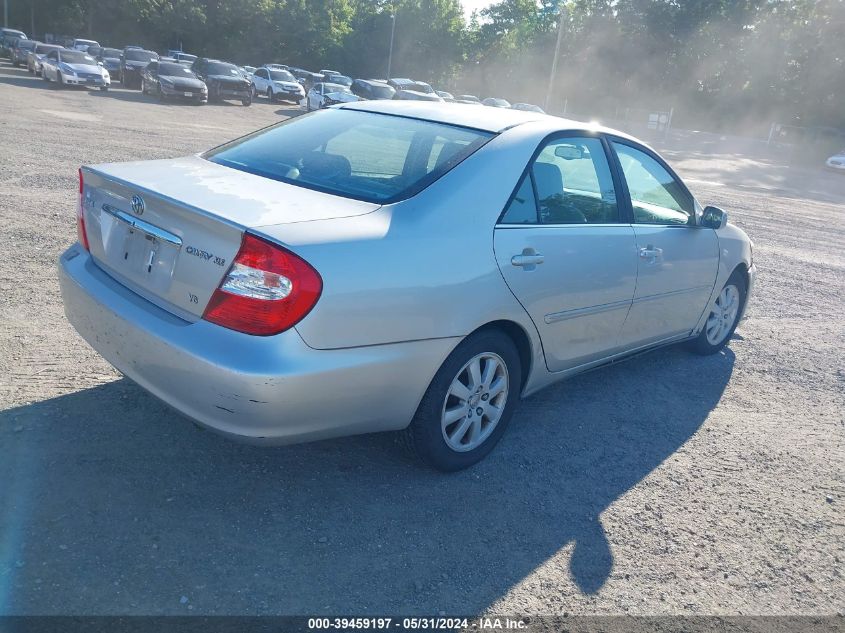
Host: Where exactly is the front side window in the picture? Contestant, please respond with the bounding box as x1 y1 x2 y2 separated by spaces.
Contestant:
612 142 693 225
205 109 493 203
502 136 619 225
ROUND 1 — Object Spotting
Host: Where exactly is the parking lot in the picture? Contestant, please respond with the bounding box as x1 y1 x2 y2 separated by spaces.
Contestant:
0 58 843 616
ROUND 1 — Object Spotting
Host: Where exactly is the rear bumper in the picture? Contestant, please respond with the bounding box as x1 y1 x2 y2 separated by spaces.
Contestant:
59 245 456 444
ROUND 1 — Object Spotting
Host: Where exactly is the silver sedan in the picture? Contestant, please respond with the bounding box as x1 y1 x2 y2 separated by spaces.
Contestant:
59 102 755 471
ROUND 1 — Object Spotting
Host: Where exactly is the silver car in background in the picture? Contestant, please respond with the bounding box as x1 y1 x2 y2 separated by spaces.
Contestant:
40 48 110 90
27 43 62 74
60 102 755 471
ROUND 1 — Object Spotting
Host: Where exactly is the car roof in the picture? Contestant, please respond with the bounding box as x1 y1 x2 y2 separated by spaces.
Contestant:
338 100 630 137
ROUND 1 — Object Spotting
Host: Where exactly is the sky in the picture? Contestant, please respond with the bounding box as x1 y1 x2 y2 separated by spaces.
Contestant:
462 0 495 19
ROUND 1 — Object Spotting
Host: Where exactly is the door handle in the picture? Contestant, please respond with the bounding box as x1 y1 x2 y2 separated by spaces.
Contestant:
511 249 544 269
639 245 663 261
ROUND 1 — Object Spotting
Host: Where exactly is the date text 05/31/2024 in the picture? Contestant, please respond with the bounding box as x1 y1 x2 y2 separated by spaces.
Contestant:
307 617 528 630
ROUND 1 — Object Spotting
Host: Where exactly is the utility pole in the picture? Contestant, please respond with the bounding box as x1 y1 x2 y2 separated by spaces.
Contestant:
4 0 8 28
386 12 396 79
544 6 565 112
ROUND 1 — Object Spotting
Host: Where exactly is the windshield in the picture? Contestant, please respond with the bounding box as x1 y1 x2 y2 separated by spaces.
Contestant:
125 50 156 62
18 40 37 50
207 62 241 76
178 53 197 62
35 44 60 54
159 62 195 77
102 48 121 58
60 51 96 65
269 69 295 82
205 109 493 203
327 74 352 86
324 83 350 94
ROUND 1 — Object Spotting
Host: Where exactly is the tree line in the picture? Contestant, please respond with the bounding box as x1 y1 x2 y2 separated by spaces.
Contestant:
9 0 844 134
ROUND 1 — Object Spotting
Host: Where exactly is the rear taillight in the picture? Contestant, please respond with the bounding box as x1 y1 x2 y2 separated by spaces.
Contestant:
77 168 90 251
203 233 322 336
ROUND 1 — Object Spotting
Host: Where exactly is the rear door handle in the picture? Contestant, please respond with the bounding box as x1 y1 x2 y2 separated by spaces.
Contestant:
511 249 544 270
639 245 663 261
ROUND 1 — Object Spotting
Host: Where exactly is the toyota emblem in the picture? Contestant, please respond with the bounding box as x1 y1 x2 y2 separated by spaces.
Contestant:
130 195 145 215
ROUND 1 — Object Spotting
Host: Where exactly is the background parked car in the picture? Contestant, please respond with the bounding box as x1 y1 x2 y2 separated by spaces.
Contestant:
289 68 323 91
27 43 62 75
389 78 444 101
191 58 252 105
72 38 99 52
10 38 37 66
40 48 110 90
350 78 396 100
0 28 27 57
305 82 359 110
120 48 158 89
171 52 197 65
435 90 455 102
454 94 481 104
482 97 512 108
251 66 305 103
825 149 845 172
323 72 352 87
141 60 207 103
89 46 122 76
512 102 545 113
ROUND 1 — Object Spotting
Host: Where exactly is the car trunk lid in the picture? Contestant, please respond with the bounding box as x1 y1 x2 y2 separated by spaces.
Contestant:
80 156 378 319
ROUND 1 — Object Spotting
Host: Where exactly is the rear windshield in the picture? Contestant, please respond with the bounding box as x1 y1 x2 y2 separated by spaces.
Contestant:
369 84 395 98
205 109 493 203
125 49 157 62
35 44 60 54
102 48 121 57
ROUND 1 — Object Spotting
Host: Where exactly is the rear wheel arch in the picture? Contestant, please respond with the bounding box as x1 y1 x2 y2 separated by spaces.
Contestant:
470 320 533 394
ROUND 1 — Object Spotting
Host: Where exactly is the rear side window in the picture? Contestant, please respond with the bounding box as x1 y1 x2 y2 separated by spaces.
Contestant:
205 109 493 203
501 136 619 225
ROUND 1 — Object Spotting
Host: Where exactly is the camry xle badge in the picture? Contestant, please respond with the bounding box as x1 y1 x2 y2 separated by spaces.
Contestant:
130 195 145 215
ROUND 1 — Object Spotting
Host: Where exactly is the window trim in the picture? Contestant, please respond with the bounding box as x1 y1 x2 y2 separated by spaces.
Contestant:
606 135 698 227
497 130 627 227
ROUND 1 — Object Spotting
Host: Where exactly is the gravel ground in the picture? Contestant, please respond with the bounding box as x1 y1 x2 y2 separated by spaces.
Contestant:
0 59 843 617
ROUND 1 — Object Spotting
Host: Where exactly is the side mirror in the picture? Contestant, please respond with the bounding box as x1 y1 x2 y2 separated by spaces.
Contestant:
701 205 728 230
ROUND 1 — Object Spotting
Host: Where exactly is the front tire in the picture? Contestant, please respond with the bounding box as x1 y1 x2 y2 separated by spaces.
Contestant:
400 330 522 471
690 271 747 355
242 95 252 106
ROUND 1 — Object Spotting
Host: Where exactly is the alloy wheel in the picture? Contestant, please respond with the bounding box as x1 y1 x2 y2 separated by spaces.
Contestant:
440 352 509 452
705 284 740 346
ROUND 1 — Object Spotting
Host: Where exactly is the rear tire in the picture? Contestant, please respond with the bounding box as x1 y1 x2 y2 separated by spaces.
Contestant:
400 330 522 472
690 271 747 355
242 95 252 106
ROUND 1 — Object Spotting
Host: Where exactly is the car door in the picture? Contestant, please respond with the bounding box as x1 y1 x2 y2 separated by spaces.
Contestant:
43 50 58 79
610 139 719 347
252 68 268 95
142 61 158 93
494 135 639 372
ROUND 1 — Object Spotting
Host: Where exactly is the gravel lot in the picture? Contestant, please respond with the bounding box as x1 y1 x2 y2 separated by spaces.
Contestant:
1 59 843 617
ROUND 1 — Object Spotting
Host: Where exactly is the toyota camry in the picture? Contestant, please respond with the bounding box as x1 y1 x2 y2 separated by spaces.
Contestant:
59 102 755 471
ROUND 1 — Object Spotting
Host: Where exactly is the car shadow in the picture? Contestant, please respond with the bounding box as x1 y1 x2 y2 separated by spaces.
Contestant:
0 344 734 614
0 71 56 91
274 106 305 118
